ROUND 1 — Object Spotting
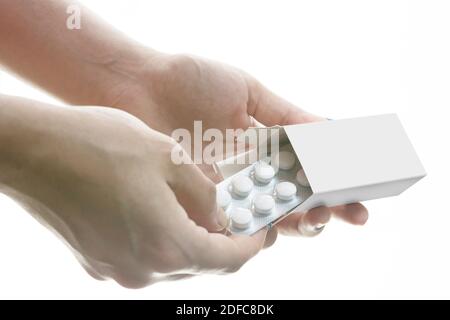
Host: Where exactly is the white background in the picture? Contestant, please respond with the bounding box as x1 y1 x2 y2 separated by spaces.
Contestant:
0 0 449 299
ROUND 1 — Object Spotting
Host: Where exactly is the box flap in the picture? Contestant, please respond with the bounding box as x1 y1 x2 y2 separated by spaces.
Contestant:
284 114 426 194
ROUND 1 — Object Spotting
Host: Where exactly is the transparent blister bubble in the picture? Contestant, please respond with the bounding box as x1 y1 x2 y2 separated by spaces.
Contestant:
216 148 313 235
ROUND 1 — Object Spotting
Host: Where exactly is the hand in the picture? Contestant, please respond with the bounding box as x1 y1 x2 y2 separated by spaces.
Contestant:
106 52 369 243
0 98 267 288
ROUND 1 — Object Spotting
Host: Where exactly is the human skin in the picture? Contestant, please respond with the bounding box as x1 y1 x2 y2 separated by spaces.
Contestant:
0 94 268 288
0 1 368 264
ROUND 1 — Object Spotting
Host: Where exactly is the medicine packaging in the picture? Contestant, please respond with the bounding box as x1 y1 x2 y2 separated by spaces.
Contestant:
215 114 426 234
216 147 312 234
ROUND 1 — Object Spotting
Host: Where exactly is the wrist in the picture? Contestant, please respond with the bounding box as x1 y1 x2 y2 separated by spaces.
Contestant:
97 46 171 127
97 45 167 104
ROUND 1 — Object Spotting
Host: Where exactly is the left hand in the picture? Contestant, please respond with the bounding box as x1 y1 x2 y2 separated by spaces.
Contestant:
105 52 369 246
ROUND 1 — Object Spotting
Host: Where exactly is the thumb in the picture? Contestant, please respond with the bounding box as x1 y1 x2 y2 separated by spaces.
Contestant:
167 160 228 232
246 77 325 126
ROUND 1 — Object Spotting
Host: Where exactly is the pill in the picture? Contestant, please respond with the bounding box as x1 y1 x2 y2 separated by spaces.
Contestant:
253 194 275 215
276 181 297 201
272 151 296 170
296 169 311 187
254 162 275 184
231 208 253 229
231 175 253 197
216 189 232 209
260 156 271 164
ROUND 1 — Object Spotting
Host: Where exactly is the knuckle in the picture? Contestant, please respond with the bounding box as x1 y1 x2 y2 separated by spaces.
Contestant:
130 227 194 276
205 180 217 202
146 245 188 274
223 252 247 274
166 142 192 168
82 266 105 281
166 54 198 74
162 138 180 157
224 260 244 274
112 270 152 289
159 142 190 175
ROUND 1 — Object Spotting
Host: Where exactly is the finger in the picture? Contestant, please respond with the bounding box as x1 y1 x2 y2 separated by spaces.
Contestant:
186 226 268 274
168 161 227 232
85 259 151 289
154 190 266 275
80 263 105 281
197 163 223 184
277 206 332 237
246 77 325 126
263 227 278 249
110 270 152 289
332 203 369 225
151 273 195 284
73 250 106 281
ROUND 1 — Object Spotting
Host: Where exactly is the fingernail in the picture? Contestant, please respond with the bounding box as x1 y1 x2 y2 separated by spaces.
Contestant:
314 223 326 231
298 220 327 237
216 209 230 231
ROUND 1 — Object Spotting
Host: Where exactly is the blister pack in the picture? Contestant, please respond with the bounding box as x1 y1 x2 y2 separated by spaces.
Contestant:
216 146 313 235
215 115 427 235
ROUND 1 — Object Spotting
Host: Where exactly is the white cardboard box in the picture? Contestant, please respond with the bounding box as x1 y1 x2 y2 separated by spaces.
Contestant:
215 114 426 217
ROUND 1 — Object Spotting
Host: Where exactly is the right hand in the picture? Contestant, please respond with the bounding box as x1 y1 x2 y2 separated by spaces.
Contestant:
2 105 267 288
105 52 369 238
